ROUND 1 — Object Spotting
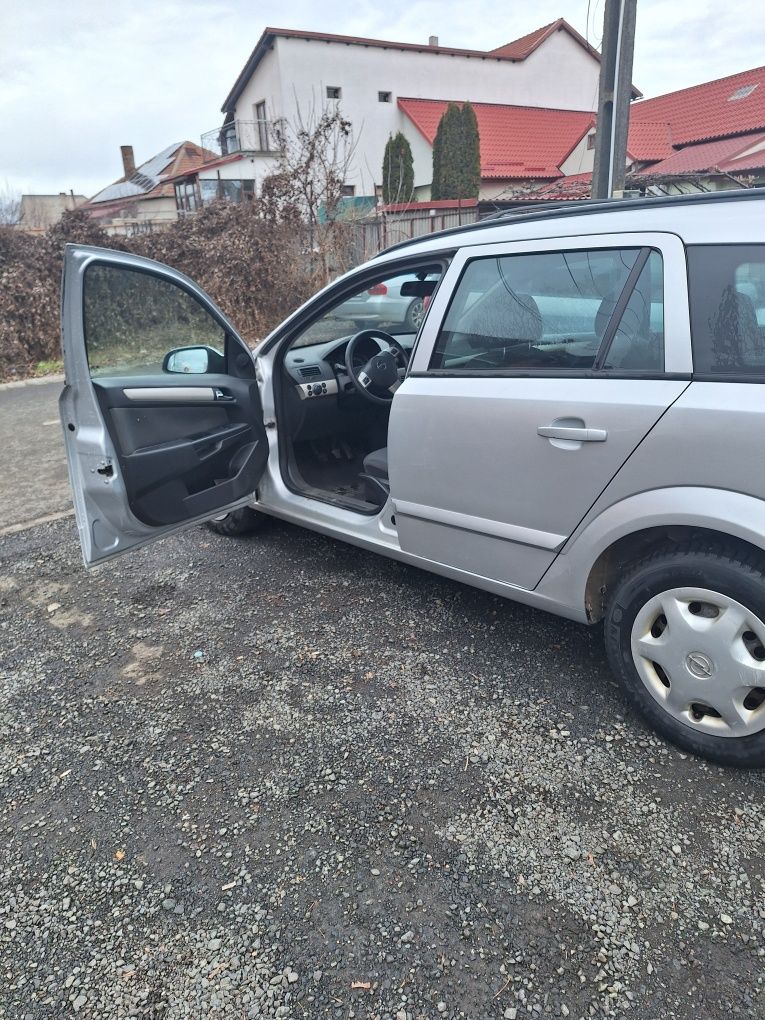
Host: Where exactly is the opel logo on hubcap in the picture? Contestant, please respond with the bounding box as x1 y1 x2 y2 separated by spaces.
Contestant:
686 651 714 679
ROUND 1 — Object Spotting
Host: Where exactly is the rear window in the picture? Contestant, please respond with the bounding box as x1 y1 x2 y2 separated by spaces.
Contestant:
688 245 765 378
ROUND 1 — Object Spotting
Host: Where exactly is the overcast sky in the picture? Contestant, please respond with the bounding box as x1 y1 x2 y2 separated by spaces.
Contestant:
1 0 763 197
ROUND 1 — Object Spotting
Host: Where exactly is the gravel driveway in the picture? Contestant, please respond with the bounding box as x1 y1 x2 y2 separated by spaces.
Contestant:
1 517 763 1019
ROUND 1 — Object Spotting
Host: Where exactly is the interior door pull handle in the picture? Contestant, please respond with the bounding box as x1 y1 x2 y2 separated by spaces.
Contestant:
537 425 608 442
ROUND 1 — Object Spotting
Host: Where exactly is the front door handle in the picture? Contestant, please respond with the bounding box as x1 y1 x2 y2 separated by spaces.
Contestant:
537 425 608 442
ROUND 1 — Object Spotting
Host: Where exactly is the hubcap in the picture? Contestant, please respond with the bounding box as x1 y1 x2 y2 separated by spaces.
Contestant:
631 587 765 738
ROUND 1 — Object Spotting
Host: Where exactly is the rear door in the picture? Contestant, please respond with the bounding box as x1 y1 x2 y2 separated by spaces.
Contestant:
389 232 692 590
60 244 269 566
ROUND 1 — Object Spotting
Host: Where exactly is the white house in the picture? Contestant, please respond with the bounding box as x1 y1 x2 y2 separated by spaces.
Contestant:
193 19 616 203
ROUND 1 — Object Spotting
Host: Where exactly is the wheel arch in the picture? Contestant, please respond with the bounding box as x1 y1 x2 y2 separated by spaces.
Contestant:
537 488 765 622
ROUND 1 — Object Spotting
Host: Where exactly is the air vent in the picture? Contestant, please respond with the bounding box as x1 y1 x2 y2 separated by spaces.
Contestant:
299 365 321 378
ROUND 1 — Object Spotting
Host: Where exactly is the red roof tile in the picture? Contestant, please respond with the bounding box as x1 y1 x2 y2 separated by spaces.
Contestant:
635 131 765 176
627 120 675 161
629 65 765 148
398 98 594 180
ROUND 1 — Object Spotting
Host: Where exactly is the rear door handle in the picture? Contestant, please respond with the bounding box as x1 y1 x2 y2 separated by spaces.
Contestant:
537 425 608 442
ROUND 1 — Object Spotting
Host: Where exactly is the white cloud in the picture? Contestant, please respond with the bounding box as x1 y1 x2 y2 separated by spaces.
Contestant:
1 0 763 195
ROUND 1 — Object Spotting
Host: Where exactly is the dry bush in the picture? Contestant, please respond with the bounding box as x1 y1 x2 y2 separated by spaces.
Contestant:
0 210 117 378
130 200 319 346
0 201 347 379
0 104 363 379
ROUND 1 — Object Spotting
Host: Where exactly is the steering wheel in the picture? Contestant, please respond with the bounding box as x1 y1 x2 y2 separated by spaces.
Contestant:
344 329 409 404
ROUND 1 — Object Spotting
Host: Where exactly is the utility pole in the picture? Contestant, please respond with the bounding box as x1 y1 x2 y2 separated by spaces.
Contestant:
591 0 638 199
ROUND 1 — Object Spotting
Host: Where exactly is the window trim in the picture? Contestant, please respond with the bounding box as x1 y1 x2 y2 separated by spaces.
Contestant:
593 246 652 370
409 232 690 376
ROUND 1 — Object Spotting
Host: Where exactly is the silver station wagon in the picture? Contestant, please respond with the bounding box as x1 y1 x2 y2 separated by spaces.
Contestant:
60 191 765 767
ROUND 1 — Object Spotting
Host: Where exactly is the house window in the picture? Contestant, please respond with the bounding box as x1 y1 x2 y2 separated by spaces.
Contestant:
174 181 199 213
378 91 392 103
326 85 342 100
255 100 269 151
341 184 356 197
587 133 596 150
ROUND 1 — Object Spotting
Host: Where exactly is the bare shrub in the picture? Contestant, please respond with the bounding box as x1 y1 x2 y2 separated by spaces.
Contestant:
0 108 365 378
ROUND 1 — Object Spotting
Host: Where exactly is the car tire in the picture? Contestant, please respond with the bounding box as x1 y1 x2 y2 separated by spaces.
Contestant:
604 542 765 767
206 507 266 537
404 298 425 331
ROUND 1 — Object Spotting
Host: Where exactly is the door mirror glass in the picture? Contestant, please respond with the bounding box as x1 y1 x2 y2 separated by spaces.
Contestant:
163 346 214 374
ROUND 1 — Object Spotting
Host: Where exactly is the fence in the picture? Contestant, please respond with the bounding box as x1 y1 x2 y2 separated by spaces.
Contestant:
348 206 480 262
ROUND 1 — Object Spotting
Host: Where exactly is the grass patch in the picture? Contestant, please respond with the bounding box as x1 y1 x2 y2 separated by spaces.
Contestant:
32 358 64 377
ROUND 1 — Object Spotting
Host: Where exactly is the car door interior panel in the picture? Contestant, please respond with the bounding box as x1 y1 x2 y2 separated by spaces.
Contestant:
92 374 267 527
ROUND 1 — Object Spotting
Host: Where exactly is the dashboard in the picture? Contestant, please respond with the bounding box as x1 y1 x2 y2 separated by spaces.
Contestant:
284 332 416 400
281 331 418 440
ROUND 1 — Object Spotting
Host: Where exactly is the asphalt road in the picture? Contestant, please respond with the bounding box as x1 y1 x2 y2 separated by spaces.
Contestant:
0 378 71 534
1 513 763 1019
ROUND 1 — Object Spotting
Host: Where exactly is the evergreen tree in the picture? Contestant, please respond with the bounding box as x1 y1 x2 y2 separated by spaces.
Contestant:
431 102 481 200
460 102 481 199
381 132 414 204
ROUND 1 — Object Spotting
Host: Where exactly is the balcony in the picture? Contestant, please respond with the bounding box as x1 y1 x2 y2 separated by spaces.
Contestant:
201 120 277 157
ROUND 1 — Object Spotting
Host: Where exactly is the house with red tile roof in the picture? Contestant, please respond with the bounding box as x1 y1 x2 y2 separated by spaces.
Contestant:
197 19 610 203
518 65 765 203
397 98 596 201
628 65 765 192
83 141 217 235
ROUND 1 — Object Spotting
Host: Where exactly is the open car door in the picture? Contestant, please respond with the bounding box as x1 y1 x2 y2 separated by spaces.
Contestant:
59 244 269 566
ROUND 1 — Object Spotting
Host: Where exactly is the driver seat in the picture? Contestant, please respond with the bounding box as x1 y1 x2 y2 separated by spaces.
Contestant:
360 447 389 507
363 447 388 480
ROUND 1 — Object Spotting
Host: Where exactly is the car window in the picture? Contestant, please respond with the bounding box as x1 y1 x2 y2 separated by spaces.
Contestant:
430 247 664 373
290 266 442 349
687 245 765 377
84 264 225 377
599 251 664 372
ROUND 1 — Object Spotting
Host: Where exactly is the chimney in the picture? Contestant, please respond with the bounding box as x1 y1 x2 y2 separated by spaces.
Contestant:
120 145 136 178
428 35 439 47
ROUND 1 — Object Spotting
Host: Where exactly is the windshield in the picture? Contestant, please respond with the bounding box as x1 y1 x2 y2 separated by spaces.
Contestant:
291 267 443 349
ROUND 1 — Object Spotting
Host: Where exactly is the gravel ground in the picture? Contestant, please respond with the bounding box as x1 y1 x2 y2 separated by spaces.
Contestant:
1 517 763 1019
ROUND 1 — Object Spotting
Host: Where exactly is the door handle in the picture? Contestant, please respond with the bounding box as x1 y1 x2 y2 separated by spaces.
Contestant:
537 425 608 442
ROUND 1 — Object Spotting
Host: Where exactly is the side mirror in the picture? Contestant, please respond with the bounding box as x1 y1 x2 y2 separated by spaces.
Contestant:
163 346 216 374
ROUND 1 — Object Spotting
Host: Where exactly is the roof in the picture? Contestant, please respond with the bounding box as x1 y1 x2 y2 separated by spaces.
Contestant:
635 131 765 177
222 19 612 113
489 18 594 61
88 141 217 205
507 172 594 201
629 65 765 158
398 98 594 179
